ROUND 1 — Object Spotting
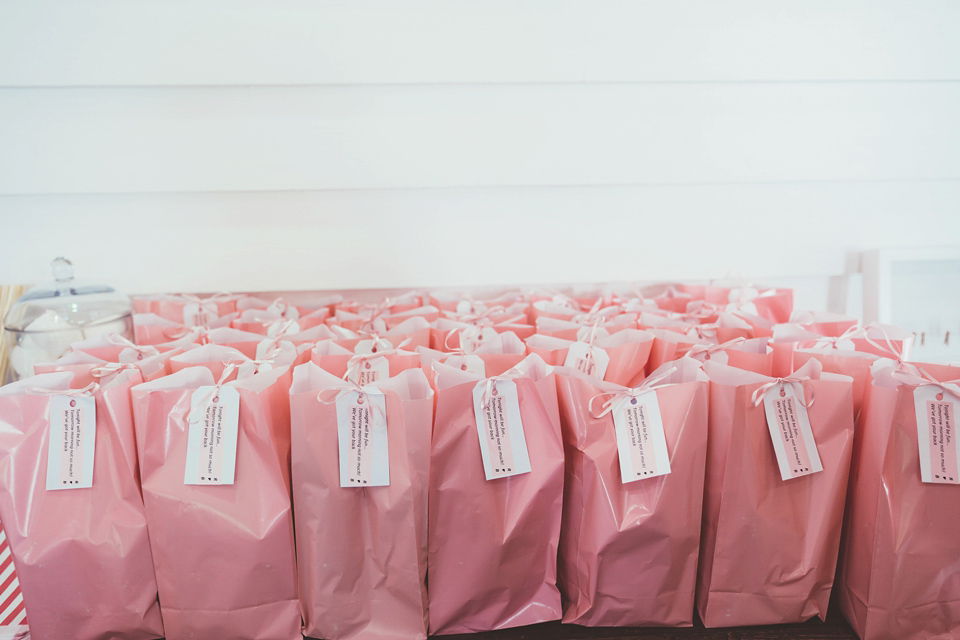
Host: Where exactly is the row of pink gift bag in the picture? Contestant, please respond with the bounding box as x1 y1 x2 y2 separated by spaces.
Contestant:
0 293 956 640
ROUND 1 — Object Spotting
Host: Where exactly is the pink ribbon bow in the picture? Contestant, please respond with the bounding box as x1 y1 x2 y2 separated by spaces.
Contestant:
751 375 814 408
588 366 678 419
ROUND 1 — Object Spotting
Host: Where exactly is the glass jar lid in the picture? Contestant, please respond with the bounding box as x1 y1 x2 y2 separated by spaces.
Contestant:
3 257 133 333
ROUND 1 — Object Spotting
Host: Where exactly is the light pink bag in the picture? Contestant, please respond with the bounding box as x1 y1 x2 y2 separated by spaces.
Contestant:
34 346 185 387
533 314 636 341
417 332 527 383
132 312 237 345
430 318 535 350
32 349 107 387
683 336 774 376
0 371 164 640
135 293 241 324
556 360 709 627
697 359 855 627
837 361 960 640
67 331 160 362
329 316 433 352
311 341 422 381
131 367 299 640
333 304 440 332
524 329 655 387
428 354 564 634
646 328 706 374
289 364 433 640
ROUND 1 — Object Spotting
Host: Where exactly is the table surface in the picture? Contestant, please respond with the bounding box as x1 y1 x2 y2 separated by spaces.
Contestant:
305 608 859 640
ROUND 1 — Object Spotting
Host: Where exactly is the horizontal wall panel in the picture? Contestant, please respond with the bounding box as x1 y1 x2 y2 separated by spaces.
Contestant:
1 1 958 87
1 83 958 195
1 180 956 294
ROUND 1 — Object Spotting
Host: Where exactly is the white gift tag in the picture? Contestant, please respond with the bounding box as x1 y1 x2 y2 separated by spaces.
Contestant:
575 325 610 342
46 394 97 490
472 380 532 480
461 326 499 354
336 390 389 487
183 301 217 326
184 386 240 485
913 385 960 484
346 356 390 385
563 341 610 380
612 390 671 483
444 355 486 378
762 384 822 481
355 338 393 355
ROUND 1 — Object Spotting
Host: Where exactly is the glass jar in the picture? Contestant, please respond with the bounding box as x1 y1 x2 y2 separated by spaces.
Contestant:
3 257 134 381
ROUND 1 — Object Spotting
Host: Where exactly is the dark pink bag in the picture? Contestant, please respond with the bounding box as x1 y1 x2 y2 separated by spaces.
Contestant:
555 360 708 626
837 361 960 640
697 359 855 627
428 355 564 634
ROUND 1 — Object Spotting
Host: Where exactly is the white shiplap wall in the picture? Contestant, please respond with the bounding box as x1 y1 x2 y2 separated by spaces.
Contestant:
0 1 958 304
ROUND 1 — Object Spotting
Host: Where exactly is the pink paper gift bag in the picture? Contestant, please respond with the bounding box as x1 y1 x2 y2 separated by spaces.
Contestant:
428 354 564 635
555 360 709 627
289 364 433 640
837 361 960 640
0 371 164 640
697 359 855 627
131 366 299 640
524 329 654 387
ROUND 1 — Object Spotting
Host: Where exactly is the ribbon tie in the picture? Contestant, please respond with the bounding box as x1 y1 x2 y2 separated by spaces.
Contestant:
457 305 507 326
692 323 719 341
861 324 908 362
316 379 386 426
682 301 723 322
107 333 160 360
343 339 412 381
891 367 960 402
751 375 814 408
358 298 394 332
163 325 210 344
28 382 99 397
355 331 395 353
91 362 138 379
811 324 863 351
264 317 300 338
223 349 282 376
571 297 615 325
684 337 747 361
477 365 531 411
446 326 492 355
188 364 238 424
588 366 678 419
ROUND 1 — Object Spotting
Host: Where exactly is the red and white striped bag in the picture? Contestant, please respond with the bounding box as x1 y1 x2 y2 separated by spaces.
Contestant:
0 524 27 640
